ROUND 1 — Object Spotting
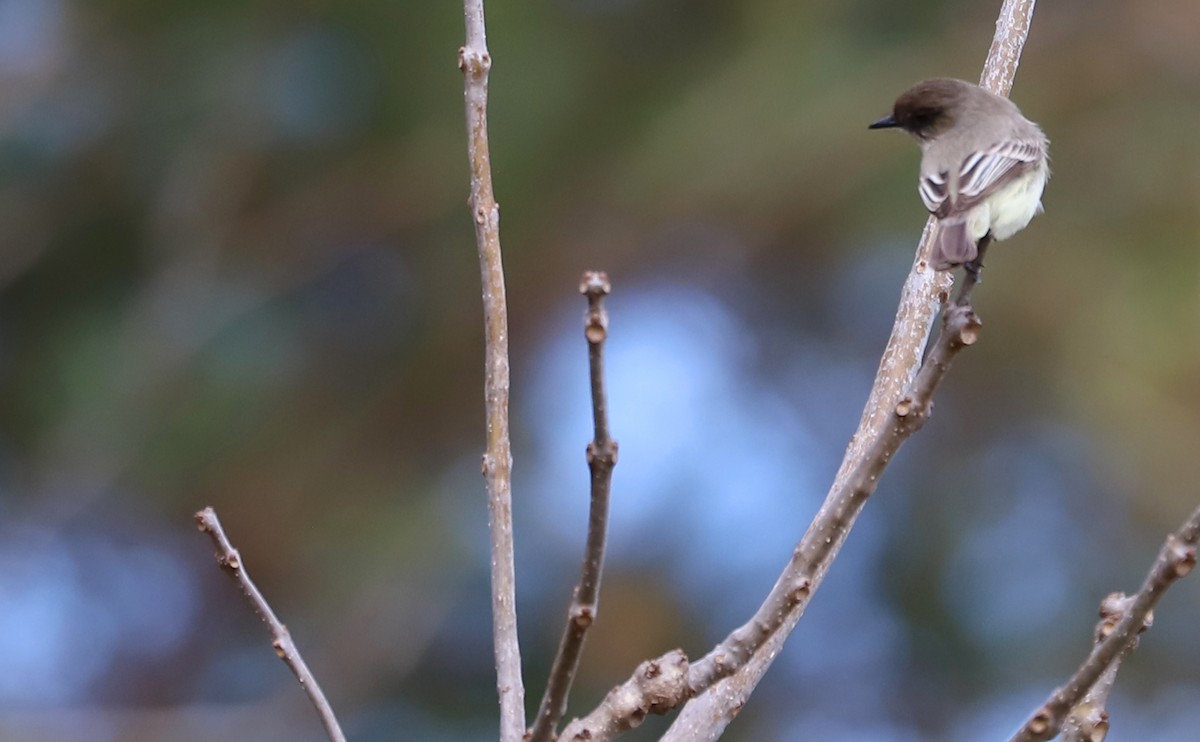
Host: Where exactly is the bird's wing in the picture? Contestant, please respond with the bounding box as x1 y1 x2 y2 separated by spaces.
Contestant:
919 139 1045 218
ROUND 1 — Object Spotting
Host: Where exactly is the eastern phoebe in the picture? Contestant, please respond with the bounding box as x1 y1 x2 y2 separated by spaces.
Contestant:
870 78 1049 272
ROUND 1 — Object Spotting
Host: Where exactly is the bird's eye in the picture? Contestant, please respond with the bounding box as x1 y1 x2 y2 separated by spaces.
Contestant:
910 107 939 129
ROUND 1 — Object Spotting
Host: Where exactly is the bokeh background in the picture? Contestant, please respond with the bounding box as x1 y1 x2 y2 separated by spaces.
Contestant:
1 0 1197 740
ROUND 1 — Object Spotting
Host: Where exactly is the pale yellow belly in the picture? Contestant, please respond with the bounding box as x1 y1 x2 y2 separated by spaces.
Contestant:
966 163 1049 242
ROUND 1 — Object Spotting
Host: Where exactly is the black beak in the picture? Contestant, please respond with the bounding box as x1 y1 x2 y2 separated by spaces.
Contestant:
868 114 898 130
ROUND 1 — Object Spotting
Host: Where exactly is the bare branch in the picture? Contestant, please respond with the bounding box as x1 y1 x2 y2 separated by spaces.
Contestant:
981 0 1039 98
560 299 985 741
529 272 620 741
561 650 691 740
1059 665 1118 742
194 507 346 742
657 2 1041 738
458 1 525 738
1060 593 1139 742
1010 505 1200 742
954 236 992 307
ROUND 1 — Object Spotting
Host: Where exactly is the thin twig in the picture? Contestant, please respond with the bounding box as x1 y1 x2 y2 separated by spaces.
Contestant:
1060 593 1139 742
529 271 620 741
955 235 992 307
1060 664 1119 742
1009 505 1200 742
458 1 525 738
560 299 986 741
194 507 346 742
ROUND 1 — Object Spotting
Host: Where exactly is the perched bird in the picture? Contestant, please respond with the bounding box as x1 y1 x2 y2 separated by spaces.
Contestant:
870 78 1049 272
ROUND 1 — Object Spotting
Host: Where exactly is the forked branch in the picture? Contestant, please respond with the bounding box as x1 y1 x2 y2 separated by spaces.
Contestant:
660 2 1039 738
560 299 985 741
552 1 1038 738
1009 504 1200 742
1060 593 1139 742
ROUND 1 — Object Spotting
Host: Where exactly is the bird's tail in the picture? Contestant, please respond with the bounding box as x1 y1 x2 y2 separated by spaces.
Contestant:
931 218 978 271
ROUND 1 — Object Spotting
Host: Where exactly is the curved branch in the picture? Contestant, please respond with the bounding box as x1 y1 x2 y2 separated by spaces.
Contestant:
1010 505 1200 742
195 508 346 742
459 1 525 738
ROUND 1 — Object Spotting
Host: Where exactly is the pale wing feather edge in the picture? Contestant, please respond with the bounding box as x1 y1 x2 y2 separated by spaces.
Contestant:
958 139 1044 203
919 138 1044 217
